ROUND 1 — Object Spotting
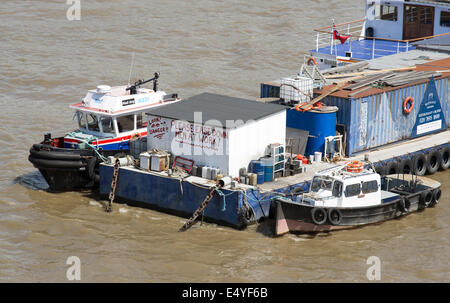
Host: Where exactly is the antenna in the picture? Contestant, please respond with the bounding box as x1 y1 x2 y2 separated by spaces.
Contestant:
127 51 136 86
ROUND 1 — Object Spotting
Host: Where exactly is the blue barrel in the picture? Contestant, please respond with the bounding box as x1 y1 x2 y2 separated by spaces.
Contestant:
250 160 264 184
264 165 273 182
286 107 337 156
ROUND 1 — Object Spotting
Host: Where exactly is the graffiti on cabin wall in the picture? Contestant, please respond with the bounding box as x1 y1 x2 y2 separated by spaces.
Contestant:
148 116 169 139
171 120 227 152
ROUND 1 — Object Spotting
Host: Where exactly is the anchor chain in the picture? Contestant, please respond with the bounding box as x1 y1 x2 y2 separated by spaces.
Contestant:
107 159 120 212
179 185 220 232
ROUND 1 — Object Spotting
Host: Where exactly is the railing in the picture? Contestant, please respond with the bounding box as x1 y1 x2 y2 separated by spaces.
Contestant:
314 19 450 60
314 19 366 54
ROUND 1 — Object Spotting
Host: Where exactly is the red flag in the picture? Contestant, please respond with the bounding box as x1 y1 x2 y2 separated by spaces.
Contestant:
333 24 350 45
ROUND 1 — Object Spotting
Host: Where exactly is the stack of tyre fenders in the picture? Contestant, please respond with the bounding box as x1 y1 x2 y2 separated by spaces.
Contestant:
373 146 450 176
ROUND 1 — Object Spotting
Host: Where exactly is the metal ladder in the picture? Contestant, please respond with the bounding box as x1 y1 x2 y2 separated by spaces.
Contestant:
299 56 327 85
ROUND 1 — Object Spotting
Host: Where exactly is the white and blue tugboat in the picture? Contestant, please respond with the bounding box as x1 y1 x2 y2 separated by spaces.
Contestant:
28 73 180 191
273 161 442 236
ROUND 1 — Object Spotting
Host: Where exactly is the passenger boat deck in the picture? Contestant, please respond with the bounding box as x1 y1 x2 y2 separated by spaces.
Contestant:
312 38 415 61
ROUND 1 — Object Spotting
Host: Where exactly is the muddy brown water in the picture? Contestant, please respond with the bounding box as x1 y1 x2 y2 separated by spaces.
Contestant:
0 0 449 282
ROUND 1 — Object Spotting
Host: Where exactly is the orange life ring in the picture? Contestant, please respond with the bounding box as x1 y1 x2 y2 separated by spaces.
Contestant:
307 57 318 66
403 97 414 115
295 102 322 112
345 160 364 173
130 132 142 141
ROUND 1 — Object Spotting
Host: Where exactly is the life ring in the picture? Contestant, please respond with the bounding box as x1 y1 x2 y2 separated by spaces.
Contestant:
311 207 327 225
345 160 364 173
307 57 318 66
130 132 142 141
403 97 414 115
295 102 312 112
295 102 322 112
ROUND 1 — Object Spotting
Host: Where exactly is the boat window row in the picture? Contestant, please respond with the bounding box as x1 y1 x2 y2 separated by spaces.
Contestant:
76 111 147 135
345 180 379 197
371 3 450 27
442 11 450 27
310 176 379 198
375 5 398 22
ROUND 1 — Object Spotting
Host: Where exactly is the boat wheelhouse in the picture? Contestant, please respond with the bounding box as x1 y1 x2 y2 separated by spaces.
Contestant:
66 83 178 151
310 0 450 69
28 73 181 191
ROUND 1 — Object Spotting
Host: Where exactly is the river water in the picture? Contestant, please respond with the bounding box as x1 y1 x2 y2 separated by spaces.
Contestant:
0 0 449 282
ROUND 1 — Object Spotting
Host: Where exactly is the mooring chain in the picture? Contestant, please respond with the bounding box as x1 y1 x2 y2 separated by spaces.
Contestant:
107 159 120 212
179 186 219 232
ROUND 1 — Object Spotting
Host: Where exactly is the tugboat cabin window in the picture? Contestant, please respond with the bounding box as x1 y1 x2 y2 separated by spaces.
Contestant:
332 181 343 197
100 116 114 134
136 112 147 128
345 183 361 197
86 113 100 132
441 11 450 27
117 114 135 132
311 176 333 192
76 111 86 129
375 5 398 21
362 180 378 194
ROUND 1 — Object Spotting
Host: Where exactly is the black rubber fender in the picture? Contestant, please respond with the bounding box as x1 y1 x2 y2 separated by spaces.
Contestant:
328 208 342 225
412 153 427 176
373 163 385 175
398 197 410 213
425 149 441 175
87 156 97 180
398 158 414 174
420 190 433 208
28 155 84 169
237 203 255 228
384 161 399 175
32 144 94 157
29 148 81 161
429 188 442 207
311 207 327 225
439 147 450 170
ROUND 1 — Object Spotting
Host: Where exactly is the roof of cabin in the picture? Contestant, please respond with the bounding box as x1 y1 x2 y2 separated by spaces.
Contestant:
146 92 286 128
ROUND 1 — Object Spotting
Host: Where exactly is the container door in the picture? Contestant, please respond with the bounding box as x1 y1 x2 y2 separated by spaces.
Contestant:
403 5 434 40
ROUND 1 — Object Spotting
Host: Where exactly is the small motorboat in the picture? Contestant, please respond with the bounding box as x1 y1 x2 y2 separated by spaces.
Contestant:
28 72 180 191
273 161 442 236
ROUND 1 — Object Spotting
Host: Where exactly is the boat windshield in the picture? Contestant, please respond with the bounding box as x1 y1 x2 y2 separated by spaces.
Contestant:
86 113 100 132
76 111 86 129
310 176 333 192
100 116 115 134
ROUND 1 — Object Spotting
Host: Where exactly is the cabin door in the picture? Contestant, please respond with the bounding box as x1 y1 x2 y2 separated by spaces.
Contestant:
403 5 434 40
